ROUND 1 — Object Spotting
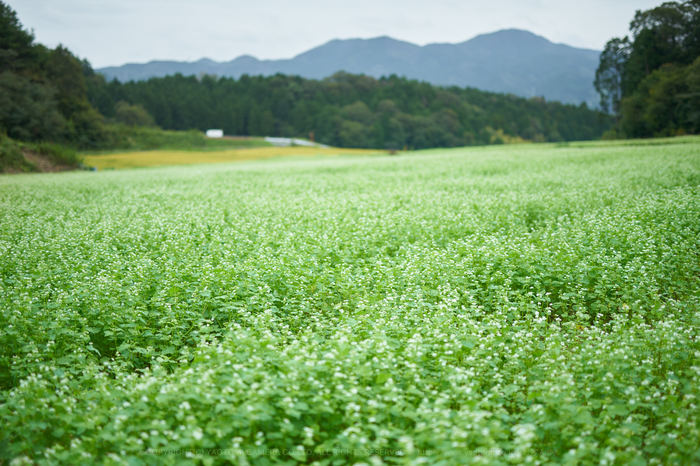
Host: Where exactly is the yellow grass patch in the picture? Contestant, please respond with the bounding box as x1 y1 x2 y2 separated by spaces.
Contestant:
84 146 382 170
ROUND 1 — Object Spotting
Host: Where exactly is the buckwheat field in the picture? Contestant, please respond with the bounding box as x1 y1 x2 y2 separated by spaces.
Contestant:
1 139 698 464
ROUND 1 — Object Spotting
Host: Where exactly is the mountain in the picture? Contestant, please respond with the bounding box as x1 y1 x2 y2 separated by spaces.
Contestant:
98 29 601 106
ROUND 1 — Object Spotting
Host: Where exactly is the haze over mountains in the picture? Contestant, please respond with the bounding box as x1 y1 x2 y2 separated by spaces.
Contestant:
98 29 601 106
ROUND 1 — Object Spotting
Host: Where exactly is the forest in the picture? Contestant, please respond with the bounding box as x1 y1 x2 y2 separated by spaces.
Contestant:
595 0 700 137
87 72 610 149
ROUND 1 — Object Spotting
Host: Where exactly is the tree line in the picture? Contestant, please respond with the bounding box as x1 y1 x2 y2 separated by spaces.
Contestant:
595 0 700 137
87 72 611 149
0 2 106 147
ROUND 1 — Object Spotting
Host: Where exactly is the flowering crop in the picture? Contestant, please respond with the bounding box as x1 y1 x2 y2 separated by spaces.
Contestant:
1 139 699 464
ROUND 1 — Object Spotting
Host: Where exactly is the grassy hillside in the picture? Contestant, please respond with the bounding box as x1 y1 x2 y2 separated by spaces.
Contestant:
1 138 698 463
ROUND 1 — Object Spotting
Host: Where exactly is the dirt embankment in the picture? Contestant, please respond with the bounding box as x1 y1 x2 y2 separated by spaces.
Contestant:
3 150 75 174
23 150 74 172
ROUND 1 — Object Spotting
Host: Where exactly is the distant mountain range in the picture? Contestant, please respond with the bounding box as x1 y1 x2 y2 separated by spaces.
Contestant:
98 29 601 106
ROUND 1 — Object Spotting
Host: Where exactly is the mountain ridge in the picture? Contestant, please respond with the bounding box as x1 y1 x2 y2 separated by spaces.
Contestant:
98 29 601 106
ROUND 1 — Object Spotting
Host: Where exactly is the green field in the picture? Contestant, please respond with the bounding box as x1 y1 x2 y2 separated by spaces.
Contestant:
1 139 699 464
83 146 383 170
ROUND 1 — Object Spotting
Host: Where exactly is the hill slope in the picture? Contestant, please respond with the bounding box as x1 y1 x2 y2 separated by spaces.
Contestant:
98 29 600 106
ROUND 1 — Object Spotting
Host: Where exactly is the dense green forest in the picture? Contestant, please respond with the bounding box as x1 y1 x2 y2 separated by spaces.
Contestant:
89 73 611 149
595 0 700 137
0 1 135 171
0 3 103 151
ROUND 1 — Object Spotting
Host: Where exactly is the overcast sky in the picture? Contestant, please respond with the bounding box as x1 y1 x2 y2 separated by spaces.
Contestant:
10 0 661 68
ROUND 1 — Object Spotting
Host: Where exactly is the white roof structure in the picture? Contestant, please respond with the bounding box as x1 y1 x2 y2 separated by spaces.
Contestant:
264 137 327 148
